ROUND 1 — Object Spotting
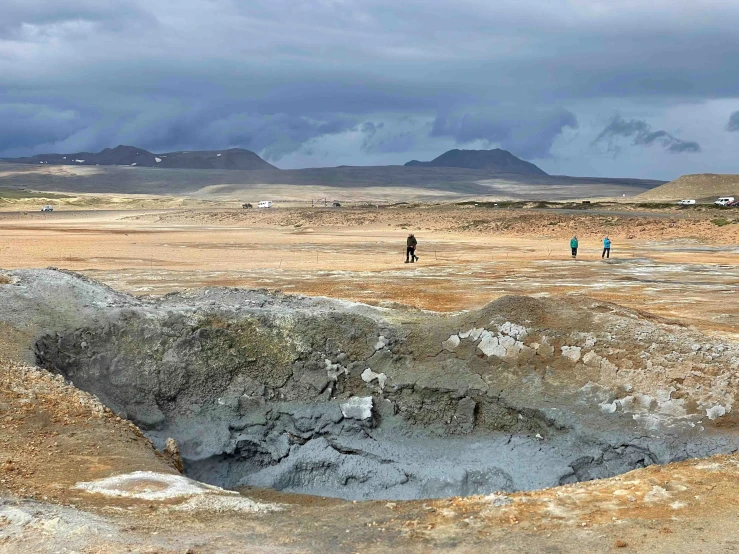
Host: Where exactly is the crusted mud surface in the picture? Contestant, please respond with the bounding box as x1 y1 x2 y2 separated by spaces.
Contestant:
1 269 739 551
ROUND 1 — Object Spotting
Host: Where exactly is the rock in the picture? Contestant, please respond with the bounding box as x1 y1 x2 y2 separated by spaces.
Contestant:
499 322 527 340
478 332 507 357
374 336 388 351
238 395 266 415
535 342 554 359
644 485 670 502
162 437 184 473
451 397 476 433
442 335 461 352
561 346 582 362
706 405 727 420
599 401 618 414
487 493 514 507
340 397 373 420
498 335 516 348
361 368 387 390
469 328 484 341
477 332 498 355
325 359 348 382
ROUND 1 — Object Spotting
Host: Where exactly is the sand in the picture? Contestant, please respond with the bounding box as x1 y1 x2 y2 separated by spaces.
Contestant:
0 205 737 332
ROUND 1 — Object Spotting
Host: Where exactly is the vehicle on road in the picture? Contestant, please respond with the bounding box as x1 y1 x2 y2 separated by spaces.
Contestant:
714 196 735 206
40 205 54 212
257 200 273 208
678 199 696 205
241 203 253 209
728 199 739 207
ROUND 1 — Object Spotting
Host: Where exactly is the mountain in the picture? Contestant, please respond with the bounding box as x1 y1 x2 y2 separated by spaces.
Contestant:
3 145 278 171
635 174 739 202
405 148 547 176
0 161 664 202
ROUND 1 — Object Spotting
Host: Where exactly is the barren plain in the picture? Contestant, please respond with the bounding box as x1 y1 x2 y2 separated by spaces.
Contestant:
1 199 739 553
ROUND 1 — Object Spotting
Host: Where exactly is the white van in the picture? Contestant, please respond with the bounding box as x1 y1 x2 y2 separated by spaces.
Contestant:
40 205 54 212
678 199 696 205
257 201 273 209
714 197 735 206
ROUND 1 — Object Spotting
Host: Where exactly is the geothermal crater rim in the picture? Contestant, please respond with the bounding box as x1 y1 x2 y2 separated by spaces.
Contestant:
3 270 735 501
0 270 739 499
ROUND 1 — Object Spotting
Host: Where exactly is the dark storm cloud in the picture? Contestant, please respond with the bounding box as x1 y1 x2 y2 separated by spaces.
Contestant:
359 121 416 154
594 115 700 154
201 112 360 161
0 0 154 38
1 0 737 171
431 107 578 159
0 104 87 152
727 111 739 132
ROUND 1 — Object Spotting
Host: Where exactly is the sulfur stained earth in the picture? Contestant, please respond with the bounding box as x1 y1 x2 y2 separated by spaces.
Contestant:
0 204 737 330
1 202 739 552
2 358 739 552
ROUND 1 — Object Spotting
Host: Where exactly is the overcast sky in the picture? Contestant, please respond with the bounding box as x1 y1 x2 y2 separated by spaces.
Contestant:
2 0 739 179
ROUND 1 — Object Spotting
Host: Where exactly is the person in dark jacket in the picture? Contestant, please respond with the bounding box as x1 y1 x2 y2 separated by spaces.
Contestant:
405 234 418 263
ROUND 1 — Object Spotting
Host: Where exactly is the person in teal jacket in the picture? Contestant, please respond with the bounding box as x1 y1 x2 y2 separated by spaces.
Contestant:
602 235 611 259
570 235 578 258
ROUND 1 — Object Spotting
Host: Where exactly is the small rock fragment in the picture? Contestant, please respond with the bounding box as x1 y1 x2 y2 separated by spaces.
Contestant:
361 368 387 390
340 397 373 420
442 334 461 352
561 346 582 362
162 438 184 473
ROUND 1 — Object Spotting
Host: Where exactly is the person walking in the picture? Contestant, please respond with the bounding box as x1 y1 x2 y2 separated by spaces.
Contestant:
602 235 611 259
570 235 578 259
405 233 419 263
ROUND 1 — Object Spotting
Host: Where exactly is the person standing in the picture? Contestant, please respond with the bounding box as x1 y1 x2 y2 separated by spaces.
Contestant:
405 233 418 263
602 235 611 259
570 235 578 259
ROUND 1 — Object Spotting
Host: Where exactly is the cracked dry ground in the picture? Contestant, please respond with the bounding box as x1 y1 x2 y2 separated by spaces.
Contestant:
1 269 739 552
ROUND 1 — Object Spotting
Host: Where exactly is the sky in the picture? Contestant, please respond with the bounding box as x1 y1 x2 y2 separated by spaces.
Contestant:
2 0 739 179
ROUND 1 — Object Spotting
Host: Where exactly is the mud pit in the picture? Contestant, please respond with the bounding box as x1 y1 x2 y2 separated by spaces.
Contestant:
4 269 738 502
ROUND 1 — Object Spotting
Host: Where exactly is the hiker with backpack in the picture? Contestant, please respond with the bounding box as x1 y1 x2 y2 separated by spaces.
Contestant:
405 233 419 263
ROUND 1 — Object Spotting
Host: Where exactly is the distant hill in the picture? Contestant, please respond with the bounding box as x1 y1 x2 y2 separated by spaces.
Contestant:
405 148 547 176
0 162 663 202
636 174 739 201
2 145 277 171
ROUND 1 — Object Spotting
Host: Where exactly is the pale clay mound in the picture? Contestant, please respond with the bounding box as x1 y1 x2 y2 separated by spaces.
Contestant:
74 471 235 500
74 470 283 512
637 173 739 201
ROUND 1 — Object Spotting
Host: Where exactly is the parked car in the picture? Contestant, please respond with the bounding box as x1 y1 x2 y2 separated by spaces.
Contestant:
241 203 253 209
40 205 54 212
714 196 735 206
257 200 273 208
678 199 696 205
